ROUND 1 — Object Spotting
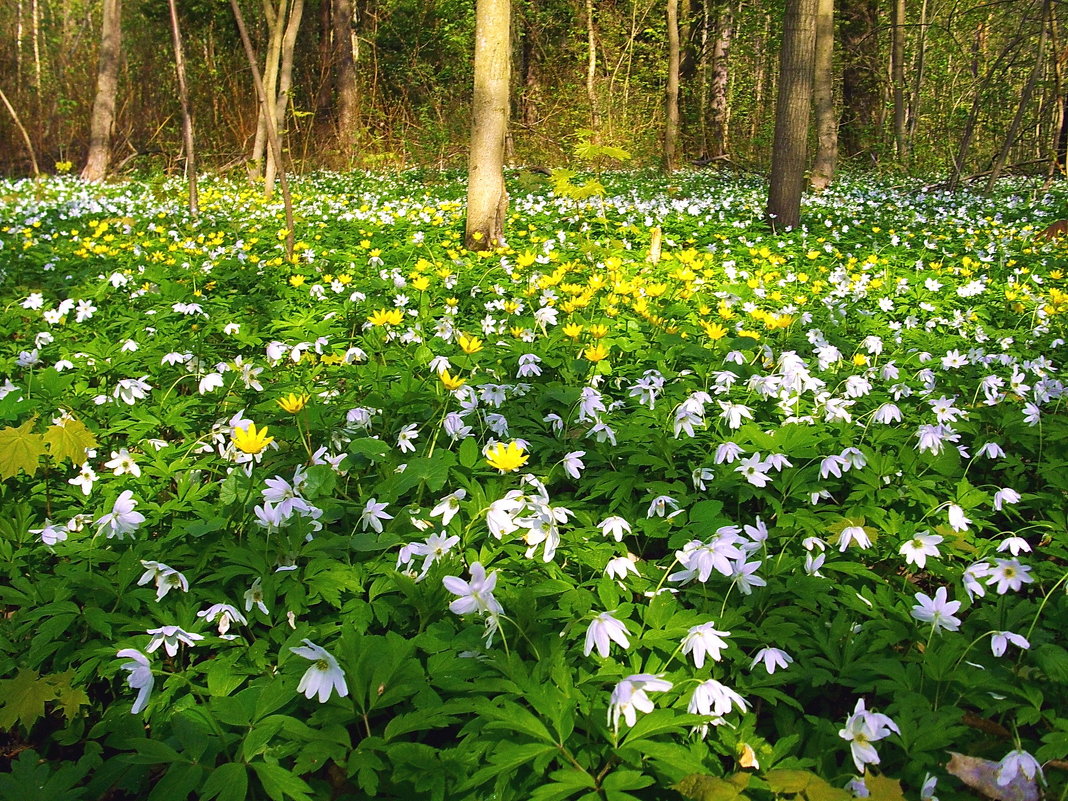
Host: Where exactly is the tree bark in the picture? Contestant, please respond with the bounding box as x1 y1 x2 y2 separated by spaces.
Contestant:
168 0 198 216
82 0 123 182
251 0 287 180
465 0 511 250
664 0 681 173
891 0 907 161
708 0 734 159
265 0 305 197
839 0 880 161
985 0 1050 192
334 0 360 146
905 0 929 158
767 0 817 230
586 0 601 131
230 0 296 259
809 0 837 190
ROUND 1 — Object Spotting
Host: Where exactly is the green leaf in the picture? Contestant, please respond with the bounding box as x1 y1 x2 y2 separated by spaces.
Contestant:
674 774 749 801
0 668 56 731
864 772 907 801
0 417 45 480
1033 643 1068 683
251 762 314 801
458 436 480 468
43 417 97 464
199 762 249 801
119 738 184 765
348 437 390 463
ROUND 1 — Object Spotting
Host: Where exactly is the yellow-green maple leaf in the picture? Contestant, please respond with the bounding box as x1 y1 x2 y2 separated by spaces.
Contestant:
43 417 98 465
0 668 56 730
50 670 90 720
864 772 907 801
0 417 45 480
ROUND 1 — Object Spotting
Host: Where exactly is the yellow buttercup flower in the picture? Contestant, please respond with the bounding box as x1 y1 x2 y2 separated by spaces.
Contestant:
277 393 311 413
411 275 430 291
485 441 529 473
701 321 729 340
369 308 405 326
289 275 306 287
563 323 583 339
439 369 466 391
458 333 483 354
583 342 610 362
232 423 274 455
853 354 869 367
587 324 609 339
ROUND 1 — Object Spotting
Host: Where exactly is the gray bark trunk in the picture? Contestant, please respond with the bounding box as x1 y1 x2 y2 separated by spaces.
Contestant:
82 0 122 182
465 0 511 250
767 0 817 230
809 0 837 190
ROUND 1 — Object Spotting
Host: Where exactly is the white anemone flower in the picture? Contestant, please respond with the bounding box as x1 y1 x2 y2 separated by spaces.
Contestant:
290 639 349 703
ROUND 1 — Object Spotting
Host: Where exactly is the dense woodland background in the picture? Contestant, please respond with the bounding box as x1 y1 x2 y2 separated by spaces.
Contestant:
0 0 1062 182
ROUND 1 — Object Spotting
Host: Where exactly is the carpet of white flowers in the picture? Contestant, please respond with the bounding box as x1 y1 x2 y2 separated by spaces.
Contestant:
0 170 1066 801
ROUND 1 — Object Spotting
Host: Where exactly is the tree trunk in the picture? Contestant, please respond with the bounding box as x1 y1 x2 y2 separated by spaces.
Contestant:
230 0 295 259
168 0 198 215
519 16 539 127
809 0 837 190
334 0 360 147
839 0 880 161
664 0 681 173
708 0 734 159
891 0 907 161
698 0 710 154
82 0 123 181
748 11 770 145
767 0 817 230
265 0 305 198
905 0 929 158
465 0 511 250
586 0 600 132
251 0 287 180
985 0 1050 192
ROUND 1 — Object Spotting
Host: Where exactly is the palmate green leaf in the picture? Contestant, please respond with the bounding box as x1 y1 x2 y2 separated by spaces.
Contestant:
0 750 88 801
473 698 556 744
0 417 45 480
674 773 750 801
43 417 97 464
864 772 907 801
0 668 56 731
199 762 249 801
459 742 558 793
621 709 705 745
251 762 314 801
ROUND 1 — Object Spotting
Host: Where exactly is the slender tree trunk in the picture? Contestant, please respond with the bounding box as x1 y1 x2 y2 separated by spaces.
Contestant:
465 0 511 250
586 0 601 132
82 0 123 181
16 0 24 92
891 0 907 161
839 0 880 160
748 11 770 145
251 0 287 180
698 0 710 154
168 0 198 215
948 13 1032 189
985 0 1050 192
0 85 40 178
519 17 539 127
708 0 734 158
316 0 333 118
810 0 837 189
664 0 681 172
230 0 295 259
265 0 305 197
32 0 42 92
905 0 929 158
334 0 360 147
767 0 817 230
